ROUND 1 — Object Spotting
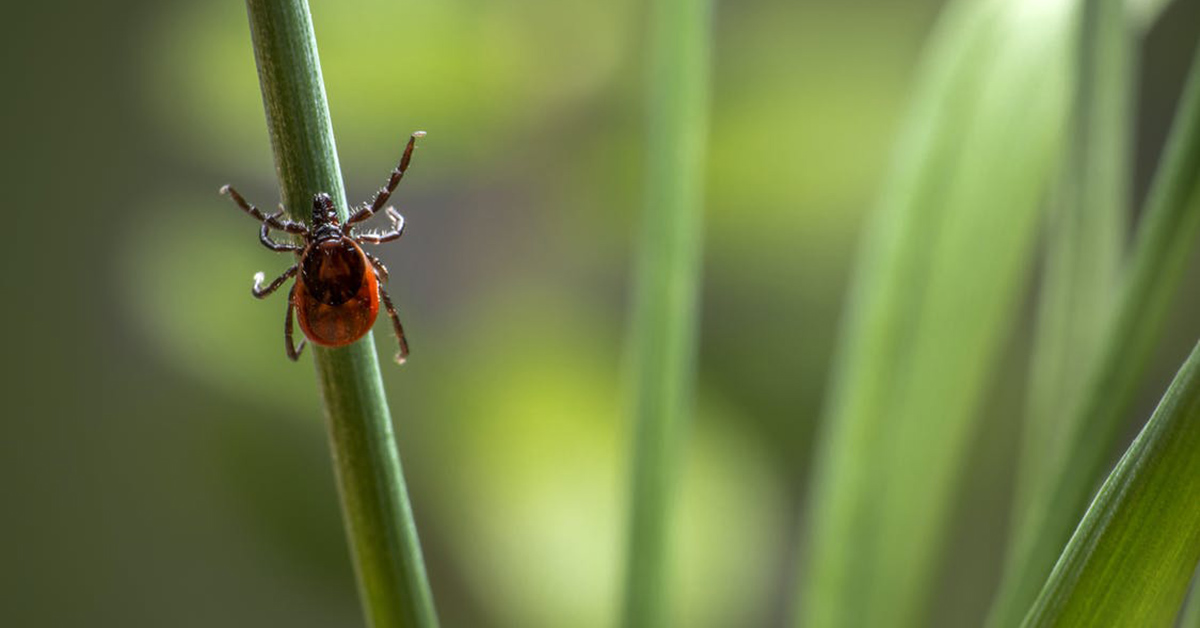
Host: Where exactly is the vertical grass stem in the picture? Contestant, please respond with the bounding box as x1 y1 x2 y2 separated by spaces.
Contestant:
243 2 439 626
620 0 713 625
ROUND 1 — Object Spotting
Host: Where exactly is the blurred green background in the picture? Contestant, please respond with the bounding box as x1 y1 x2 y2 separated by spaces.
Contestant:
2 0 1198 626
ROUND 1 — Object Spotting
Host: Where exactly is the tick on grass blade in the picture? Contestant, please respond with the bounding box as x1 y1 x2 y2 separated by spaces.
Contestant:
220 131 426 365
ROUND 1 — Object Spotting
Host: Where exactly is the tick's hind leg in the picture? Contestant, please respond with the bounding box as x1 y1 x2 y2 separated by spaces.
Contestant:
377 282 409 364
365 252 390 282
285 285 306 361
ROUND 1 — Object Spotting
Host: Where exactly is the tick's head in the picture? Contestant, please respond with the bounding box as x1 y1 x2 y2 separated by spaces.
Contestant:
312 193 340 227
311 193 343 241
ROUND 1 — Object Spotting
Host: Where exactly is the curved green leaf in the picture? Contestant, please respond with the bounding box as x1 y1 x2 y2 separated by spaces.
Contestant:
1021 339 1200 627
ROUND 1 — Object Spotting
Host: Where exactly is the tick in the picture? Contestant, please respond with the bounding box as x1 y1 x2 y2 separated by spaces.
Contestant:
221 131 426 364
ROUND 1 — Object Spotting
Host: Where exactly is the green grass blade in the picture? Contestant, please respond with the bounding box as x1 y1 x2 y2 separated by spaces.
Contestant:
989 43 1200 628
1011 0 1131 583
797 1 1075 626
242 2 439 626
619 0 712 625
1127 0 1181 32
1020 339 1200 627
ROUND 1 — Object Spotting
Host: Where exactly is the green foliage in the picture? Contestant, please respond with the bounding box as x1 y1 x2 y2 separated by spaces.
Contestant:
165 1 1200 625
799 0 1075 625
993 38 1200 628
990 0 1133 621
801 0 1200 625
1015 0 1129 528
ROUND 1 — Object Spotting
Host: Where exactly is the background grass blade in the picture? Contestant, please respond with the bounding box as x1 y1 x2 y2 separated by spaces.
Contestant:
989 42 1200 628
1183 578 1200 628
999 0 1132 622
1128 0 1182 32
243 1 439 626
797 0 1076 626
1020 339 1200 627
619 0 713 625
1015 0 1129 528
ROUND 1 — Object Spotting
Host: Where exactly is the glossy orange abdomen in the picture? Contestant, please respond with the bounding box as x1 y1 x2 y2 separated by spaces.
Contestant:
293 238 380 346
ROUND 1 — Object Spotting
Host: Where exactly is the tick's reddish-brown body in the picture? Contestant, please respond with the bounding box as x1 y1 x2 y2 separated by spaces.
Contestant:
221 132 425 364
294 238 381 346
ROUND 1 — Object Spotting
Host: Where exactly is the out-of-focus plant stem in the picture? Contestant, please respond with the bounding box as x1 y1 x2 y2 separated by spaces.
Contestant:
620 0 712 625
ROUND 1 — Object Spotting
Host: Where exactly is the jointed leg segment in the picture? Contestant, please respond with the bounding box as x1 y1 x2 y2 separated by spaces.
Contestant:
377 282 409 364
259 215 304 252
346 132 423 227
221 185 309 235
355 207 406 244
253 264 299 298
285 284 306 361
365 252 390 282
